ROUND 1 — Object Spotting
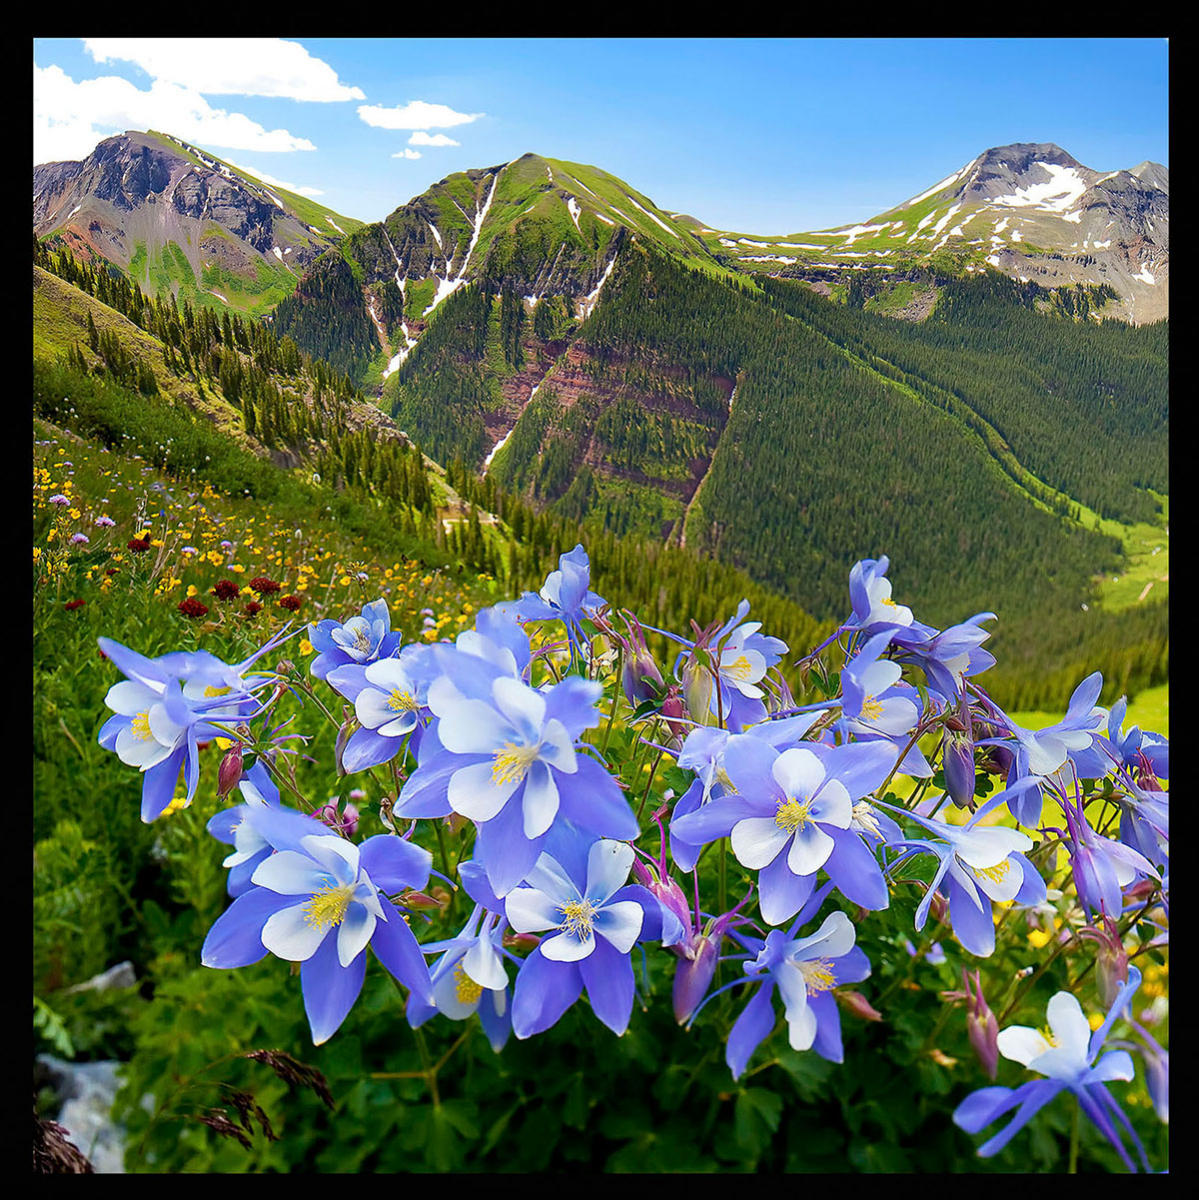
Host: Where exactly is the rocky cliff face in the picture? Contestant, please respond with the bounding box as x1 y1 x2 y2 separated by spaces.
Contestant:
33 131 359 316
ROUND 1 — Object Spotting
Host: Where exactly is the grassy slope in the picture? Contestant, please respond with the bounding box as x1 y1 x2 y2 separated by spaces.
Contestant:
33 265 247 440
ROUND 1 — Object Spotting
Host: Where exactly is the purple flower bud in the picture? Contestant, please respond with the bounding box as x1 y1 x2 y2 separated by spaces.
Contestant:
672 934 718 1024
943 729 976 808
659 686 689 744
216 743 244 798
835 990 883 1022
621 615 664 707
963 968 999 1079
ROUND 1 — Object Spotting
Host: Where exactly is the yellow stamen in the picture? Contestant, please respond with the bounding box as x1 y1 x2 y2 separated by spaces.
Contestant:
203 684 231 698
492 741 540 786
303 884 355 930
798 957 836 994
453 961 483 1005
975 860 1011 884
724 654 754 682
131 711 153 741
559 898 597 940
387 688 419 713
881 597 898 608
861 695 885 722
775 797 814 834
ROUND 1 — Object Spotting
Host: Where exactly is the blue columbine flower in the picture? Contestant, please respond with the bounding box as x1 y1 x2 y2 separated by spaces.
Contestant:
846 557 935 639
979 673 1109 826
96 637 271 821
511 544 605 658
672 601 789 732
506 837 650 1037
308 599 402 681
953 967 1151 1171
396 669 637 896
671 737 897 924
327 642 437 773
407 904 513 1052
201 808 434 1044
885 803 1046 957
725 908 871 1078
668 714 824 872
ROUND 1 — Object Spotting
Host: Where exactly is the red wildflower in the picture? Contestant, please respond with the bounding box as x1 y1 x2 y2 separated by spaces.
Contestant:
249 576 280 595
127 538 152 553
211 579 240 601
178 597 209 619
64 599 86 611
244 601 263 617
104 567 120 577
278 595 302 612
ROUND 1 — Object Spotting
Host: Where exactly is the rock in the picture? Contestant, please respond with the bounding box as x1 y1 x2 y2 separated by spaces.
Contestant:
64 960 137 994
35 1055 128 1173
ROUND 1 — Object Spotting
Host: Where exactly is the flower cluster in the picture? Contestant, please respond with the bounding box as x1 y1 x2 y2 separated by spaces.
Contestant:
94 544 1168 1168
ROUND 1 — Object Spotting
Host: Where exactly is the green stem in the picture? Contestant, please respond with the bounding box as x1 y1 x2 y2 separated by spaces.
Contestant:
601 648 623 756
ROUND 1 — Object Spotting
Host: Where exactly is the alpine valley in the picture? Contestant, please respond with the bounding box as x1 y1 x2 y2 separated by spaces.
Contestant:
32 132 1169 710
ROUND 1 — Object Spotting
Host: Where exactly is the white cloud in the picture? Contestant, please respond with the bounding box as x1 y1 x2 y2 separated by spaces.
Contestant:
34 63 316 164
223 160 324 197
84 38 365 101
409 131 459 147
392 148 422 160
359 100 484 130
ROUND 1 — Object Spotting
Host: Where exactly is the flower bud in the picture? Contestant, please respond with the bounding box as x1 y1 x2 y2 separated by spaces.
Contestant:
216 742 244 798
963 969 999 1080
622 624 664 708
834 990 882 1022
681 657 714 727
672 934 718 1024
403 890 445 912
659 686 689 744
943 729 976 808
1078 914 1130 1010
503 930 542 952
929 891 949 926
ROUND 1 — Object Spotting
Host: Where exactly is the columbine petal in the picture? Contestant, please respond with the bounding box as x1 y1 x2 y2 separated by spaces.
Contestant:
336 904 376 967
731 817 791 870
505 887 566 934
521 762 560 839
250 850 332 896
592 900 644 954
261 902 330 962
302 932 366 1045
786 822 835 877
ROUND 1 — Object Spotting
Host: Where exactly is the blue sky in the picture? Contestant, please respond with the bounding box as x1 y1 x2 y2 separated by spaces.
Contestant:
33 38 1169 233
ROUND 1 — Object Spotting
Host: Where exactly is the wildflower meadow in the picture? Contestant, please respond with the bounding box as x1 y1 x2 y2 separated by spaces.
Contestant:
34 424 1167 1173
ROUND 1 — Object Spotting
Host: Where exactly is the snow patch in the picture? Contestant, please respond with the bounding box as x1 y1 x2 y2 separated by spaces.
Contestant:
208 291 229 304
988 163 1089 213
271 247 283 261
742 255 797 263
625 194 679 239
427 222 444 250
576 254 618 320
566 196 582 230
1132 266 1156 285
325 216 345 235
594 212 615 226
67 204 81 218
906 162 970 206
